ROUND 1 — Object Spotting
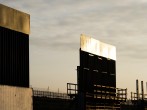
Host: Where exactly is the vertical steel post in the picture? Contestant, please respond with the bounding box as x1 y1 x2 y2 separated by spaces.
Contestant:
146 82 147 94
136 79 139 100
131 92 132 100
141 81 144 100
125 88 127 101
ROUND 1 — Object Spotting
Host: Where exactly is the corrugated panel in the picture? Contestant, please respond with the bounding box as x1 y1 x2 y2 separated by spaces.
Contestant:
0 26 29 87
78 49 117 109
79 50 116 88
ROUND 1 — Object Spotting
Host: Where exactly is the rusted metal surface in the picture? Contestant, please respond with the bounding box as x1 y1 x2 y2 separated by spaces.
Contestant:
0 4 30 35
0 85 33 110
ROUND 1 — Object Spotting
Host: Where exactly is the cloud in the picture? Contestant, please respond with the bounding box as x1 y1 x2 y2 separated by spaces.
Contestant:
117 38 147 60
30 37 79 51
1 0 147 53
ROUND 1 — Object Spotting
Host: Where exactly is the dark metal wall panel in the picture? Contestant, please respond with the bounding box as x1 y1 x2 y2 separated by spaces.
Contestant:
0 26 29 87
78 49 117 109
76 35 127 109
79 50 116 88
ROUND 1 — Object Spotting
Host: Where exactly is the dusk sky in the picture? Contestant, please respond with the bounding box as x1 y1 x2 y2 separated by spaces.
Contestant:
1 0 147 97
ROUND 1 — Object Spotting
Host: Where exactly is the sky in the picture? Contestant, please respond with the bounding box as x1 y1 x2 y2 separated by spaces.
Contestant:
1 0 147 97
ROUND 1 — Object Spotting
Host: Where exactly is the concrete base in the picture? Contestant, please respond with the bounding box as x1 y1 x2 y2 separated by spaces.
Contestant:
0 85 33 110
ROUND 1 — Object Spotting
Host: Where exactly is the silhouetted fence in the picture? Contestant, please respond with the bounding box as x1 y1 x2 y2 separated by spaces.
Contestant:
33 88 70 99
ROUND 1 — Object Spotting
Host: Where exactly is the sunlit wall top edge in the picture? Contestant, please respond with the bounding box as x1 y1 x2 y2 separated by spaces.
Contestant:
0 4 30 35
80 34 116 60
